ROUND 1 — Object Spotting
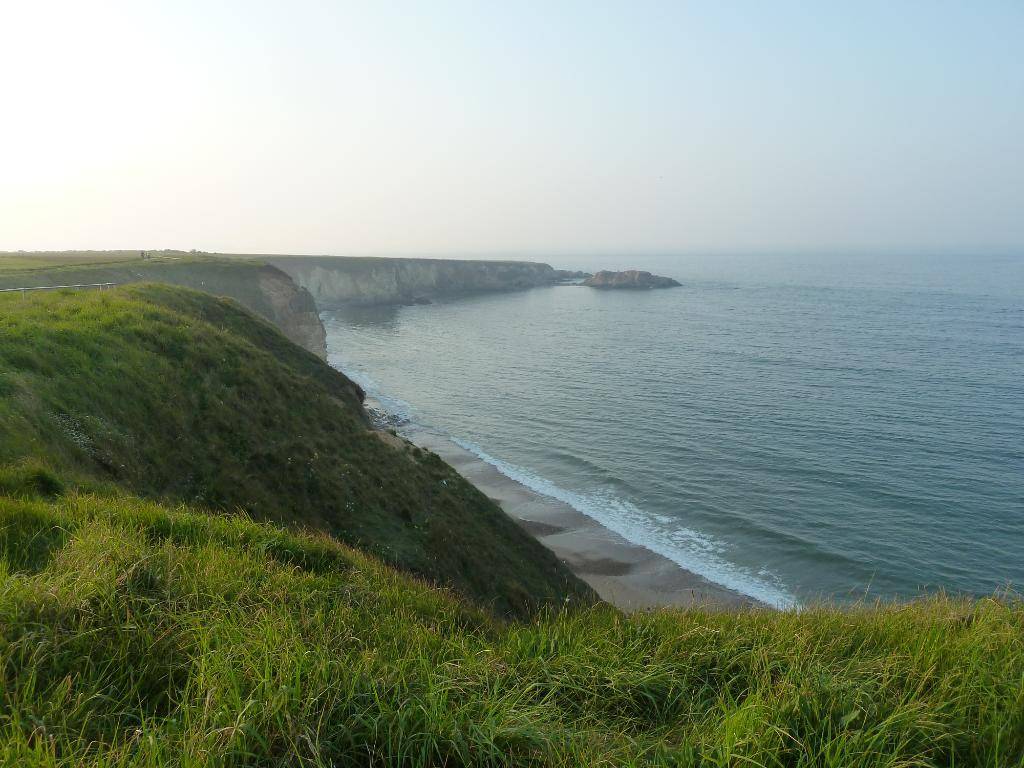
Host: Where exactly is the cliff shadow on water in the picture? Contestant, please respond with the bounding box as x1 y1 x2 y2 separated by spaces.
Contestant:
323 301 405 331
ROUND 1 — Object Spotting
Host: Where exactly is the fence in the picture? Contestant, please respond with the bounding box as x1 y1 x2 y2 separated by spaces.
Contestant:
0 282 118 297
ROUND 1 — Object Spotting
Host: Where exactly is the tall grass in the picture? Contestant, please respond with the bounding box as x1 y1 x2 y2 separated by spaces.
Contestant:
0 490 1020 766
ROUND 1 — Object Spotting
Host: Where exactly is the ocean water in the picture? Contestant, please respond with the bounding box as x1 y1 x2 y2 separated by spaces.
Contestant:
322 254 1024 608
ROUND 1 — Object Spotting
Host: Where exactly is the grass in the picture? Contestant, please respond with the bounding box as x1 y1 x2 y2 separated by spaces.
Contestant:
0 487 1020 766
0 285 592 617
0 256 61 272
0 254 297 312
0 284 1021 766
0 250 221 270
0 254 328 356
0 251 202 274
0 253 251 286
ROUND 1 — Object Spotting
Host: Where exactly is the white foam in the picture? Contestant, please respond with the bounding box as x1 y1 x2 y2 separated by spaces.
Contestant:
324 349 798 609
453 437 799 609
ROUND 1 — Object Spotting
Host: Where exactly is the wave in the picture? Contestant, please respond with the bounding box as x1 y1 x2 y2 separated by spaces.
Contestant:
451 438 799 609
327 351 798 609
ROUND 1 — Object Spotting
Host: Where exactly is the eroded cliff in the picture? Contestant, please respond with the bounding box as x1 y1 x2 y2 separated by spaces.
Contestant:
268 256 570 307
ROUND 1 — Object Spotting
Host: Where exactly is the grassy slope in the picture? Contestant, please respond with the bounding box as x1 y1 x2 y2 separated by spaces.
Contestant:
0 285 592 617
0 485 1020 766
0 255 306 333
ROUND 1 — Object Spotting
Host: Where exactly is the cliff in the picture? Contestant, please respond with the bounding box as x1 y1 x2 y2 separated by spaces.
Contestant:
583 270 682 289
1 252 592 348
268 256 571 307
252 266 327 356
0 256 327 357
0 285 594 616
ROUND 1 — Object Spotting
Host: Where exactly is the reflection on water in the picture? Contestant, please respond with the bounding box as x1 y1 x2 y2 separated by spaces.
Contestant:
321 302 404 331
322 286 585 331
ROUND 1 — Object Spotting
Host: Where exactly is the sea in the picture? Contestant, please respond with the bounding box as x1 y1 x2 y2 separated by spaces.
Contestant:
322 253 1024 609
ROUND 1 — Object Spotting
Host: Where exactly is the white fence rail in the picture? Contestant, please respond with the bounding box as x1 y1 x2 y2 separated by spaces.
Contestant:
0 282 118 296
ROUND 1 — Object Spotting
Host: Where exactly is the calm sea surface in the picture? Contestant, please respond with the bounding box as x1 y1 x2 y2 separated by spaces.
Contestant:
322 254 1023 607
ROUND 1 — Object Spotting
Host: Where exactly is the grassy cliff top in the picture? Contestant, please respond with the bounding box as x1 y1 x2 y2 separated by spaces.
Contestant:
0 483 1020 766
0 251 221 275
0 285 592 616
0 251 552 278
0 254 271 295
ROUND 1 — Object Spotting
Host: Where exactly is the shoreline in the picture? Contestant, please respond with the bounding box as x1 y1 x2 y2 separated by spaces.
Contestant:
400 423 761 612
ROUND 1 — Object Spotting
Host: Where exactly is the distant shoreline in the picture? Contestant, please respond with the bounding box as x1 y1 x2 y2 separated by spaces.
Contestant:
391 418 761 612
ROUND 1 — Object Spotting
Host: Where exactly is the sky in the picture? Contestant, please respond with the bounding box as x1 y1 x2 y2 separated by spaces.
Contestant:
1 1 1022 257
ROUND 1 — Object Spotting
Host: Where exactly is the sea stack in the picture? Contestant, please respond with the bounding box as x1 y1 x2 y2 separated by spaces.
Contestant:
582 270 681 289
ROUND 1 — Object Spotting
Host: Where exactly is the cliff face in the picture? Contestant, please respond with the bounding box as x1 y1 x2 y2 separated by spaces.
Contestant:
269 257 567 307
127 262 327 358
253 268 327 357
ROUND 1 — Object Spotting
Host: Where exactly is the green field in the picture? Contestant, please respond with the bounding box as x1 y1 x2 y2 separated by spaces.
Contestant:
0 286 1021 766
0 250 319 277
0 251 200 274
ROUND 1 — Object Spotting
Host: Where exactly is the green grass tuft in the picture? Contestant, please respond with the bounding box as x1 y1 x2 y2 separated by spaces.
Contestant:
0 491 1020 766
0 459 65 499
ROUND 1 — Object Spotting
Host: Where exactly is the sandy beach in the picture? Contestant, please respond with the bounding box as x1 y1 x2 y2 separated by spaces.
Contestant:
404 426 757 612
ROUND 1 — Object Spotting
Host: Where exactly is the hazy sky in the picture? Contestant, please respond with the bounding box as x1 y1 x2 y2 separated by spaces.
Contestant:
2 1 1022 256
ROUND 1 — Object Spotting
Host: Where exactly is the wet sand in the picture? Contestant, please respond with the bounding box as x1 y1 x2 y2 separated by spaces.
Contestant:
407 427 758 611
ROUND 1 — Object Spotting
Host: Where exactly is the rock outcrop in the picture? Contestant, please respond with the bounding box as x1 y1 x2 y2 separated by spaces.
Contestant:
582 270 681 290
268 257 577 308
553 269 592 281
